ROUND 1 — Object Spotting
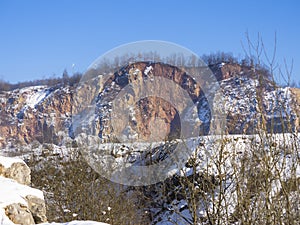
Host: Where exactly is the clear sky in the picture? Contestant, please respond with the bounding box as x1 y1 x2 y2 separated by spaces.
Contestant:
0 0 299 84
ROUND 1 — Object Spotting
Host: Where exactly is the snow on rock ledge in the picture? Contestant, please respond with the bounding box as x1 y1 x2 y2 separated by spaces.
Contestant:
0 176 47 225
0 156 110 225
0 156 31 185
0 156 47 225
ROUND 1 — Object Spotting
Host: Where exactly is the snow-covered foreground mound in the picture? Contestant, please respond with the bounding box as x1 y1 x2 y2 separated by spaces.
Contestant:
0 176 45 225
0 156 110 225
0 156 47 225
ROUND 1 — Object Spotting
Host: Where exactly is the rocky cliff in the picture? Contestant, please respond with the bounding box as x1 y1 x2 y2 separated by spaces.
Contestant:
0 86 72 148
88 61 299 143
0 61 299 225
0 62 299 148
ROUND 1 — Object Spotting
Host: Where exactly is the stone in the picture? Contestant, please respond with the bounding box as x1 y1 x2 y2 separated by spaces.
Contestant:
25 195 47 223
0 157 47 225
5 203 35 225
0 156 31 185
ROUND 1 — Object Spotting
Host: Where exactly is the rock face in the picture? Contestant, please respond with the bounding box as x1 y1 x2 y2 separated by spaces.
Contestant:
0 156 47 225
209 62 244 81
91 62 202 142
291 88 300 129
0 86 72 148
83 61 299 143
5 203 35 225
0 62 299 225
0 62 299 148
25 195 47 223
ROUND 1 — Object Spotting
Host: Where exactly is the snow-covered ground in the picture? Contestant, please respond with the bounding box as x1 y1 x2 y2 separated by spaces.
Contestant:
0 175 110 225
153 133 300 224
0 208 15 225
0 156 24 168
0 132 299 224
0 176 44 208
0 176 44 225
0 155 110 225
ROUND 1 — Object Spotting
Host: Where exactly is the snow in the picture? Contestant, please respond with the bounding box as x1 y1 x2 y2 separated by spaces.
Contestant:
26 89 50 108
1 131 298 224
132 69 140 76
263 87 293 118
155 199 191 225
0 156 24 168
0 208 15 225
144 66 153 76
0 163 108 225
0 76 298 224
0 177 44 208
148 133 300 224
218 62 226 68
19 85 47 94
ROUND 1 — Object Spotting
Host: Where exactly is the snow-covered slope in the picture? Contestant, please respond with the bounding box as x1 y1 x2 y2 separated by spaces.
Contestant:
0 176 44 208
0 156 110 225
216 76 298 133
149 133 300 224
0 156 47 225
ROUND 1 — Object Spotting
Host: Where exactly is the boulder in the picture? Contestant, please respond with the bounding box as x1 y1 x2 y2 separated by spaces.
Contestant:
0 156 31 185
25 195 47 223
0 208 15 225
5 203 35 225
0 156 47 225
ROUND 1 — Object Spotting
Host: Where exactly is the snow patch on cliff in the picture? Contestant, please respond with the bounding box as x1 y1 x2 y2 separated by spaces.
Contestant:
26 89 51 109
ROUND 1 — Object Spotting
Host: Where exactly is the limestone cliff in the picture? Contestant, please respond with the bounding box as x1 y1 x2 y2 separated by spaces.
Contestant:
0 62 299 148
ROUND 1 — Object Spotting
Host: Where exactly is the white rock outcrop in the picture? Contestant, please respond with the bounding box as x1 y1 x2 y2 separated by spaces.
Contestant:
0 156 110 225
0 156 31 185
0 156 47 225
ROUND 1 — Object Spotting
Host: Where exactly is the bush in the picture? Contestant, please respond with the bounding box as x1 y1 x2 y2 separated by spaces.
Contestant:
28 150 150 225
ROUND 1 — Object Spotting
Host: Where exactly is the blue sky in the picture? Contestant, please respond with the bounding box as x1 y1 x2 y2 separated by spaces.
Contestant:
0 0 299 84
